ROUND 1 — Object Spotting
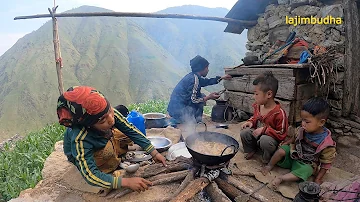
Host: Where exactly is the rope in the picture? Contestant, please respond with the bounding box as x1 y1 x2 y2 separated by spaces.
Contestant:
56 57 63 68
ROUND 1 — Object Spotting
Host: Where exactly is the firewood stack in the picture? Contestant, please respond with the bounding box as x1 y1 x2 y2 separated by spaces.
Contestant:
105 157 268 202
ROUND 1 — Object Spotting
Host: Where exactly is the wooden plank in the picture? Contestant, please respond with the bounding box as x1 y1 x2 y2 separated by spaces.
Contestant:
225 68 295 77
224 91 306 123
224 91 292 119
223 75 296 100
343 0 360 117
225 64 310 70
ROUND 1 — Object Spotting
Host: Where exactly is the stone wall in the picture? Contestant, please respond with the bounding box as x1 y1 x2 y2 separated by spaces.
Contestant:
245 0 360 137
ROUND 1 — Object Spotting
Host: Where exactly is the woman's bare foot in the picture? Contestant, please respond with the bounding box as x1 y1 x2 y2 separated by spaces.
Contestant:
244 151 256 160
260 165 273 176
270 177 283 190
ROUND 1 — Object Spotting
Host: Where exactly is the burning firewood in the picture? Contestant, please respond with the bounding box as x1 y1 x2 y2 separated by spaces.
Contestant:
215 178 246 201
206 182 232 202
170 177 210 202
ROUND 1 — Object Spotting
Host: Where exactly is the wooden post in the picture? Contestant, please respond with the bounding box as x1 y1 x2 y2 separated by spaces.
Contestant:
49 6 64 95
343 0 360 116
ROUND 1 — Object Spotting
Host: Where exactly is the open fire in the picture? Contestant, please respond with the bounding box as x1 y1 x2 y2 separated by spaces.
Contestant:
105 157 268 202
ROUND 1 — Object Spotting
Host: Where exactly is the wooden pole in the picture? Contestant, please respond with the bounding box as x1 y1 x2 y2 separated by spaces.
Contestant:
14 12 257 26
49 6 64 95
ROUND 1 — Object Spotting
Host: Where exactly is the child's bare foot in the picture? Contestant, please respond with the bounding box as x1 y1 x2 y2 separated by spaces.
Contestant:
270 177 283 190
260 165 273 176
244 151 256 160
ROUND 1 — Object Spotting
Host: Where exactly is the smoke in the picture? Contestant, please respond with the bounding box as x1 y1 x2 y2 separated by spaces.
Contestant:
180 106 206 142
181 109 197 140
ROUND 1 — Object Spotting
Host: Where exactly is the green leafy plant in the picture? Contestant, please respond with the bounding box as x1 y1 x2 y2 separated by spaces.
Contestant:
0 124 65 201
128 100 212 115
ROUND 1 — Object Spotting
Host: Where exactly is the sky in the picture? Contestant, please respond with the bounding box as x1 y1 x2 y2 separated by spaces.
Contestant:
0 0 238 56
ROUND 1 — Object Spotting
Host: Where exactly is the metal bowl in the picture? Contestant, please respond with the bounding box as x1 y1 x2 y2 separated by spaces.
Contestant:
147 136 172 153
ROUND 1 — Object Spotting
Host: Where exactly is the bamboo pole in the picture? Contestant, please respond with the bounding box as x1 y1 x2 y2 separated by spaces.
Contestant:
49 6 64 95
14 12 257 26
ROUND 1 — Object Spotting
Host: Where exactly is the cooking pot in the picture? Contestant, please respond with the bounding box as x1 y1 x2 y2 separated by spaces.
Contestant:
143 113 167 129
185 122 239 166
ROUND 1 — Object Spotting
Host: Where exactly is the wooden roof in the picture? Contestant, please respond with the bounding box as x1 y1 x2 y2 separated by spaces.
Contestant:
224 0 272 34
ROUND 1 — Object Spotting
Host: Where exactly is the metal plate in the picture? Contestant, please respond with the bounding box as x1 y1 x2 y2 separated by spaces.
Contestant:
166 142 191 161
126 151 152 162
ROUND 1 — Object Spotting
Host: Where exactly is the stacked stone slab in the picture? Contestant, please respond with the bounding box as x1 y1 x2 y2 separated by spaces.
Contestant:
244 0 360 137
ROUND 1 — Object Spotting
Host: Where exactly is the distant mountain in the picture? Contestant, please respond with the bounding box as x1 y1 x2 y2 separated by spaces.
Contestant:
0 5 246 141
135 5 247 78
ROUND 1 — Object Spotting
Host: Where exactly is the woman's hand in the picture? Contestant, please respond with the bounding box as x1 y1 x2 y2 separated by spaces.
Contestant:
122 177 152 192
241 121 253 129
150 150 167 167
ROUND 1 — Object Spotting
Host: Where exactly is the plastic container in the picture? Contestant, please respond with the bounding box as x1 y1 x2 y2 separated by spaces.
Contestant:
126 110 146 136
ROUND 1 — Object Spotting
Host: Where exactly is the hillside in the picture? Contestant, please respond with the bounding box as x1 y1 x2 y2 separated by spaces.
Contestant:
0 5 246 141
0 6 187 140
135 5 247 78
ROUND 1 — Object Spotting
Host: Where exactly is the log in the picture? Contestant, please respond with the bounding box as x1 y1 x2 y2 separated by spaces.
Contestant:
205 182 232 202
135 157 192 178
14 12 257 26
147 170 189 182
224 175 269 202
172 168 197 197
114 170 188 198
170 177 210 202
215 178 245 201
223 75 296 100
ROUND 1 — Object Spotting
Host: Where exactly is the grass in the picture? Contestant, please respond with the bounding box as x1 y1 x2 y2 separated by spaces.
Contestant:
0 100 212 201
128 100 212 115
0 124 65 202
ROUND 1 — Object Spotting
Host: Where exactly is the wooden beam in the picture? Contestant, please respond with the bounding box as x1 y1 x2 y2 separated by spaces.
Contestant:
224 91 292 118
223 76 297 100
225 63 311 70
225 67 295 77
49 6 64 95
14 11 257 26
343 0 360 116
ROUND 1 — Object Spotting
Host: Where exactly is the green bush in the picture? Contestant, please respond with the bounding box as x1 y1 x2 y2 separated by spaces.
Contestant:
128 100 212 115
0 124 65 201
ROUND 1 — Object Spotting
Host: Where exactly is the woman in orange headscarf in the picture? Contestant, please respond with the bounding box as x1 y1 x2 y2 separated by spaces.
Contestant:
59 86 166 192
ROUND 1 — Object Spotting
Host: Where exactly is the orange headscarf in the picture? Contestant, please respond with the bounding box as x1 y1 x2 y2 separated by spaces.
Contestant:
57 86 110 127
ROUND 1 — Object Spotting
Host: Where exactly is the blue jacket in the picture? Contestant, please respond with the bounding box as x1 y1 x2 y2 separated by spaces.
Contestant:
167 72 221 117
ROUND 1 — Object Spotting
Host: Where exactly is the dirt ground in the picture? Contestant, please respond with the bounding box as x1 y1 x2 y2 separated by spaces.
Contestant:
9 115 360 202
332 135 360 175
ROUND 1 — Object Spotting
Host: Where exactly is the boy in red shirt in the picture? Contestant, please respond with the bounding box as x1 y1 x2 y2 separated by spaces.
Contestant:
240 71 288 163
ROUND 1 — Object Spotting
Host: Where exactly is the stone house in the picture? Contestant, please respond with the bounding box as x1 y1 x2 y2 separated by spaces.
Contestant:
222 0 360 137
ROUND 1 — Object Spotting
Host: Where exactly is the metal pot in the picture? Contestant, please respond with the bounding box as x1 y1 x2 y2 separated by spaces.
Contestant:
143 113 167 129
185 122 239 166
